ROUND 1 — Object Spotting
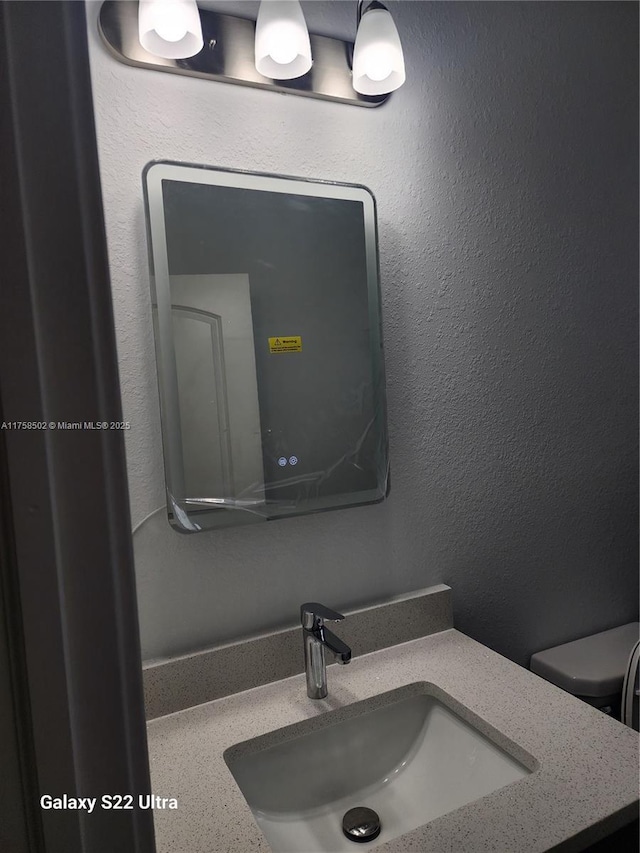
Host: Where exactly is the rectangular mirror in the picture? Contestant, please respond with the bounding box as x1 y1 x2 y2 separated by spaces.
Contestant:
143 162 389 532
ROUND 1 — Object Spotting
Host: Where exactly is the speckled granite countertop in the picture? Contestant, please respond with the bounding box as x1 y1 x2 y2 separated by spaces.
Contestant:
147 629 639 853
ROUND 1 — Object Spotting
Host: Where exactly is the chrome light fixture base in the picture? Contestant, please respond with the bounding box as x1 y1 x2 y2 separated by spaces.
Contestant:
98 1 389 108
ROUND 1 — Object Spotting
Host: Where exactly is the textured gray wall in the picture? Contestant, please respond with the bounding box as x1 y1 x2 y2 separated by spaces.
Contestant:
86 1 638 664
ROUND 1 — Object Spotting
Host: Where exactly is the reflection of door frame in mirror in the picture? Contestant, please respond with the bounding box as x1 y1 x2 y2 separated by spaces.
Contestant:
169 274 265 508
171 304 233 499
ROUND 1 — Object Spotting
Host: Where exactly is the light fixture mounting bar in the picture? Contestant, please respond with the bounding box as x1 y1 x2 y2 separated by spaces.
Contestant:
98 1 389 108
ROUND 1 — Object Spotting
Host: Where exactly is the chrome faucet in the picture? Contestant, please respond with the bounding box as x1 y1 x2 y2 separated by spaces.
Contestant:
301 602 351 700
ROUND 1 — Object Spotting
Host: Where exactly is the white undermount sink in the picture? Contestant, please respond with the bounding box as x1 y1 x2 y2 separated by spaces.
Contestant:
224 682 536 852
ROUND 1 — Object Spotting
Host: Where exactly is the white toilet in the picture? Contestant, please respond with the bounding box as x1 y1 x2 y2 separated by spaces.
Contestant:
530 622 640 730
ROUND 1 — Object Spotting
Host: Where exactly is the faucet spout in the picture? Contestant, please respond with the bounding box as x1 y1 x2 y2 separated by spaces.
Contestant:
320 625 352 665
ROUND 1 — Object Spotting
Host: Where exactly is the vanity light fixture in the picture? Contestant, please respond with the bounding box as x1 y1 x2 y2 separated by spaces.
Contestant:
352 0 405 95
138 0 203 59
254 0 312 81
99 0 404 106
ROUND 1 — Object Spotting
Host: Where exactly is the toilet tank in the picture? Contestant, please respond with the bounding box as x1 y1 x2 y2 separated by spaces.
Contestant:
530 622 640 720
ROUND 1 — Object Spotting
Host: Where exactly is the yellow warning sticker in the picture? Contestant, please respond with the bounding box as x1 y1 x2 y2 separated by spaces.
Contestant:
268 336 302 353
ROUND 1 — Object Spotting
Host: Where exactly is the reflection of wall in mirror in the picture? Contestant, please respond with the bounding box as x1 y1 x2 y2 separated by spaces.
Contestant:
169 274 264 504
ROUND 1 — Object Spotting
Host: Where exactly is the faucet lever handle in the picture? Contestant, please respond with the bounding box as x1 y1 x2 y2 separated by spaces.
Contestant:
300 602 345 630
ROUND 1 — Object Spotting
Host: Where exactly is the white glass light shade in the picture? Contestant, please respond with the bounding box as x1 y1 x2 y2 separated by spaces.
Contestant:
352 7 405 95
255 0 312 80
138 0 204 59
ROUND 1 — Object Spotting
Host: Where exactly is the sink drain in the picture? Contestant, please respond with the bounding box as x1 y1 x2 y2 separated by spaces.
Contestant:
342 807 381 843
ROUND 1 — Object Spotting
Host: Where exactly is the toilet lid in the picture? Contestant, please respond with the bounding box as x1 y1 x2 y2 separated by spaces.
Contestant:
530 623 640 698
